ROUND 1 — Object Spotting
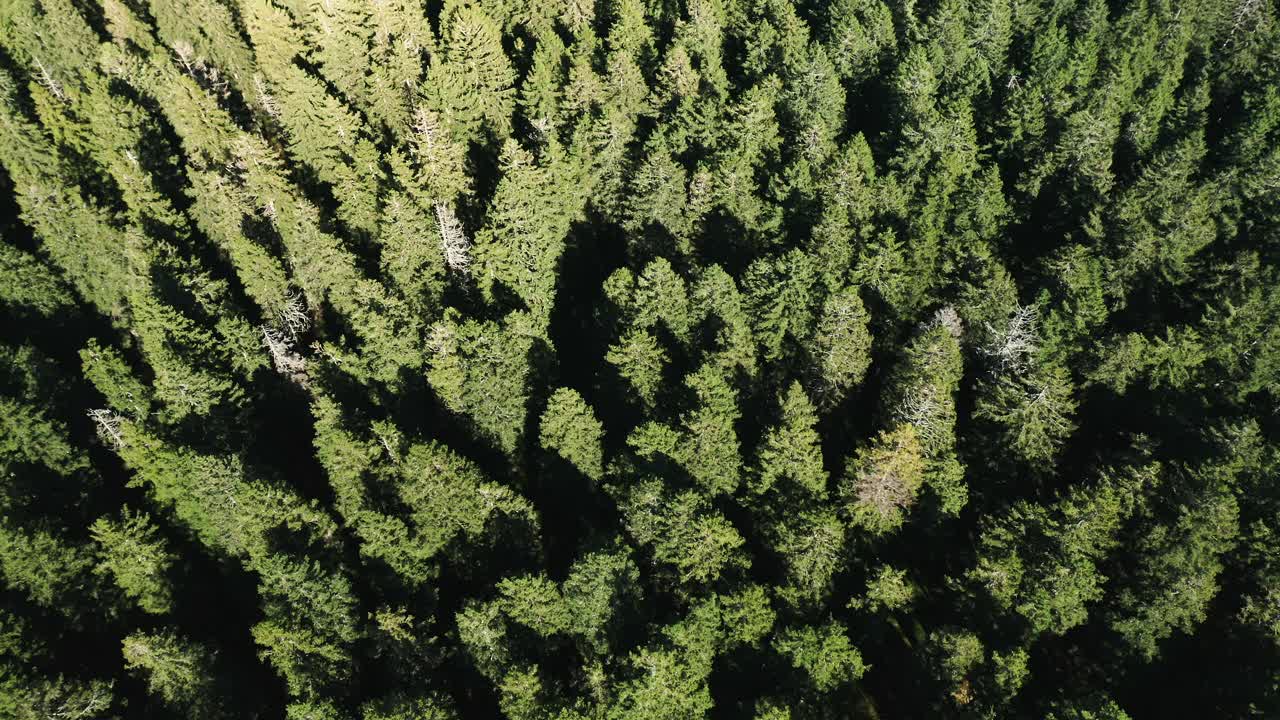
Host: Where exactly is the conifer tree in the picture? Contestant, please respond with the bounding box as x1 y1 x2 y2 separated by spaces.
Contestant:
427 310 537 456
0 241 77 320
422 2 516 144
122 630 224 716
808 285 873 408
629 363 742 497
90 508 175 615
0 0 1276 715
754 382 827 497
774 621 866 692
873 309 966 513
539 388 605 481
840 425 926 534
473 139 584 328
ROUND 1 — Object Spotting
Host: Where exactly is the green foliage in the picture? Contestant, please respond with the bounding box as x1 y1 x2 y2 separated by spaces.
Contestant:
497 574 571 637
122 629 222 715
91 508 175 614
854 565 915 612
428 310 536 455
0 673 117 720
629 363 742 497
562 547 640 652
424 2 516 143
540 388 605 481
975 360 1077 464
1107 483 1239 659
808 285 873 408
0 241 77 318
971 466 1150 636
610 647 714 719
743 249 819 362
774 621 866 692
754 382 826 496
927 628 983 698
0 524 99 616
605 328 667 409
884 309 967 512
473 140 584 326
80 340 151 418
769 508 845 606
362 694 456 720
0 0 1276 717
1044 694 1133 720
823 0 895 81
617 480 747 588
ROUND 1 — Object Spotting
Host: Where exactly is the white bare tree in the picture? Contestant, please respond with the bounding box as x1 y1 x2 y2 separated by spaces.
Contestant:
88 408 126 449
274 291 310 340
32 57 65 102
983 304 1039 375
1231 0 1266 38
253 73 281 118
262 326 309 385
412 109 472 272
435 201 471 273
931 306 964 339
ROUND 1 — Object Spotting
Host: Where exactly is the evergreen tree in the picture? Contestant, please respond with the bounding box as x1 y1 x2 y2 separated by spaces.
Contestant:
90 508 175 614
539 388 605 481
0 0 1276 716
754 382 827 497
122 629 224 716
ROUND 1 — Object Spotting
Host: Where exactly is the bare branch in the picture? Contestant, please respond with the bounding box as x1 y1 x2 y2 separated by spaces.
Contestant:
435 202 471 273
88 408 126 449
983 305 1039 375
32 57 65 102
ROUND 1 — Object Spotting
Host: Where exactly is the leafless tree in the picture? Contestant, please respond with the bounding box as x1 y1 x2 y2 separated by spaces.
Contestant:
47 680 114 720
983 304 1039 375
435 202 471 273
931 306 964 339
275 290 310 340
88 408 126 449
427 321 457 357
32 57 65 102
1231 0 1266 38
253 74 281 118
854 460 916 520
262 326 309 386
411 107 444 152
172 41 228 97
897 388 949 452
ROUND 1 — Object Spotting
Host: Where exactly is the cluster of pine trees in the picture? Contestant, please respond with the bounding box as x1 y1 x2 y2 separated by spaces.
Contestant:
0 0 1278 716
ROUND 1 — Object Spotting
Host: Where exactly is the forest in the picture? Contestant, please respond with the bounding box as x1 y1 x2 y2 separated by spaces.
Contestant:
0 0 1278 716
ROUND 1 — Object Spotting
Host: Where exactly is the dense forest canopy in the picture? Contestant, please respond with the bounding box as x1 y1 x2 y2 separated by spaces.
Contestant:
0 0 1277 717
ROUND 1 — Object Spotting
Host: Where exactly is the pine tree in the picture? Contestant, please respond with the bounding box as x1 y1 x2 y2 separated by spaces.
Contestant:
882 308 966 513
473 140 584 328
423 2 517 144
754 382 826 496
427 310 536 456
239 0 384 237
742 249 819 363
970 465 1151 636
808 285 873 408
773 621 866 692
629 363 742 497
539 388 605 481
122 630 224 715
0 240 78 320
90 508 175 615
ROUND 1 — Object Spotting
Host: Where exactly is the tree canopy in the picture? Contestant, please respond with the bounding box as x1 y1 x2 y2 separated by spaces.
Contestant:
0 0 1278 717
